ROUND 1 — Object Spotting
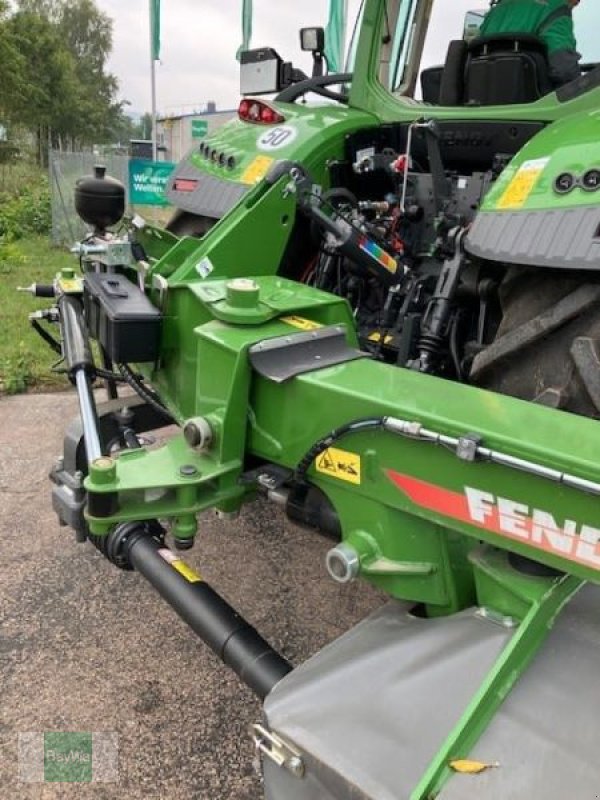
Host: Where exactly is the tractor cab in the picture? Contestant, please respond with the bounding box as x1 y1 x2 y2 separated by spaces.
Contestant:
346 0 600 114
418 1 600 106
237 1 600 109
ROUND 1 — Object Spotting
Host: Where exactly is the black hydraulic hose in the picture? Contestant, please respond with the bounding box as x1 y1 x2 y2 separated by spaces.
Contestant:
117 363 174 422
100 345 119 400
95 367 127 383
295 417 385 483
125 533 292 699
275 72 352 103
30 319 61 355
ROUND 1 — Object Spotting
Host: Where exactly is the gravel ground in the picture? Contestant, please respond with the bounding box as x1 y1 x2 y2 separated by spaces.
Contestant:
0 391 384 799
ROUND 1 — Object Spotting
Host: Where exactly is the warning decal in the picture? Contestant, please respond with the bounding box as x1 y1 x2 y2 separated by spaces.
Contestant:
240 155 274 185
316 447 361 485
280 315 322 331
57 278 83 294
158 548 202 583
171 560 202 583
496 157 549 210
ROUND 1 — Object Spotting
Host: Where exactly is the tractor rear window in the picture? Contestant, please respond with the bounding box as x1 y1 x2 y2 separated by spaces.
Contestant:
416 0 600 80
419 0 480 79
573 4 600 66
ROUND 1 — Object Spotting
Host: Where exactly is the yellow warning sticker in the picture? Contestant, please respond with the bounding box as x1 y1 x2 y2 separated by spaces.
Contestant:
280 315 322 331
496 157 549 209
240 155 274 185
315 447 361 485
171 560 202 583
368 332 393 345
57 278 83 294
158 548 202 582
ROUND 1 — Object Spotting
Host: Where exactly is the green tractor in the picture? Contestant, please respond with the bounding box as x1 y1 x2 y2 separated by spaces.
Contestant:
26 1 600 796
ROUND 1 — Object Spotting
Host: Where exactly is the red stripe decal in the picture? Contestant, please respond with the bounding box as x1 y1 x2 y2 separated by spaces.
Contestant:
387 471 471 523
386 470 600 571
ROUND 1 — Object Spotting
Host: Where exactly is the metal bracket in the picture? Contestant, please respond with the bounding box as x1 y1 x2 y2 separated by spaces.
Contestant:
239 464 293 489
456 433 482 462
249 325 366 383
251 723 305 778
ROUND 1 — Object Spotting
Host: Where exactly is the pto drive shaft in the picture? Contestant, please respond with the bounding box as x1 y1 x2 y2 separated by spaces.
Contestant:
102 523 293 700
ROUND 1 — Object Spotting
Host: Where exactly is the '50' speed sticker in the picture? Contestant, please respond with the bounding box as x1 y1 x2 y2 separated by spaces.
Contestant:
256 125 297 151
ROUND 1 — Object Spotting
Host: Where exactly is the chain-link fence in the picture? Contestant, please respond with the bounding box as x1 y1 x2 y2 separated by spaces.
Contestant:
48 151 129 245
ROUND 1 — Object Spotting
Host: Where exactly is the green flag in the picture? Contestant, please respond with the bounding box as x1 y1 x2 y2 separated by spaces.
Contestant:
237 0 252 61
150 0 160 61
325 0 346 73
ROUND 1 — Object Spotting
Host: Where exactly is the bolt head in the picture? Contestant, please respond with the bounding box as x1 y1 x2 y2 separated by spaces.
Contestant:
179 464 198 478
287 756 304 778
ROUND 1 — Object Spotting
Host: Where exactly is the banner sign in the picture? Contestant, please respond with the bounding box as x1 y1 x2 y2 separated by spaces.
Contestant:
191 119 208 138
150 0 161 60
325 0 346 73
129 159 175 206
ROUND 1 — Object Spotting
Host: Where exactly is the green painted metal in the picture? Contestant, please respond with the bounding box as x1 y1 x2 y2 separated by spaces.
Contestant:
70 2 600 792
80 266 600 795
481 109 600 212
185 104 377 193
85 434 245 536
86 274 600 593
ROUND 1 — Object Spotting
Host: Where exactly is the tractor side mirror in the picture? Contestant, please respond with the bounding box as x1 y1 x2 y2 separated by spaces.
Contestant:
300 27 325 77
240 48 284 95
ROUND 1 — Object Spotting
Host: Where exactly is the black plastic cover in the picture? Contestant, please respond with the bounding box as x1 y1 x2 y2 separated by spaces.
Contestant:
84 272 161 363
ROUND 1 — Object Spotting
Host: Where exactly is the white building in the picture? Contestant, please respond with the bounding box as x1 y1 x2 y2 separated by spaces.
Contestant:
157 105 236 164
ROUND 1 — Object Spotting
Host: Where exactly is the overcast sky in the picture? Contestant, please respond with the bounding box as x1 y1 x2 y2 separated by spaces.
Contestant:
92 0 492 115
92 1 596 116
91 0 588 114
92 0 480 114
94 0 357 115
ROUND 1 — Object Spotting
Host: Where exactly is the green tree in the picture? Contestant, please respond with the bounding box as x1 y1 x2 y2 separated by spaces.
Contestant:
7 11 80 161
137 113 154 141
16 0 62 16
13 0 126 151
0 2 25 122
56 0 120 142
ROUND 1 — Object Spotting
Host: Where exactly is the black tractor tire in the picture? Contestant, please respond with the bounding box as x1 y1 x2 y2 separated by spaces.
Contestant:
470 267 600 417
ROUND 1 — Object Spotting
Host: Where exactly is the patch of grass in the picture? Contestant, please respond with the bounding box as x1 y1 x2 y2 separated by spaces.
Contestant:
0 235 72 394
0 158 44 196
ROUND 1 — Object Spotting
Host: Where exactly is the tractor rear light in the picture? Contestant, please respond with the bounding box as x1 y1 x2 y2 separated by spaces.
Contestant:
259 106 278 124
238 99 285 125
